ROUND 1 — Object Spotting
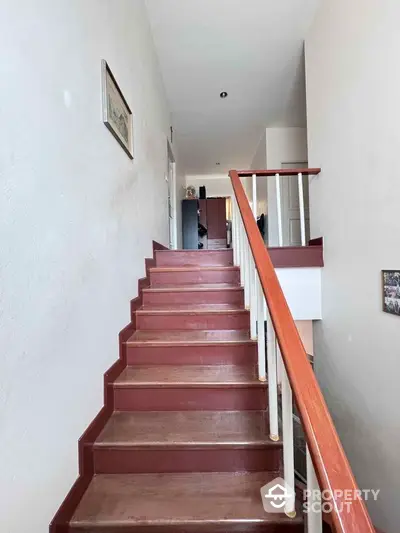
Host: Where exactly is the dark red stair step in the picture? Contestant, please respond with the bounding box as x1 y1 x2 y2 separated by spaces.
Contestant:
126 330 257 365
149 266 240 287
155 249 233 267
136 304 249 330
112 364 266 410
93 411 281 474
70 472 303 532
142 284 244 306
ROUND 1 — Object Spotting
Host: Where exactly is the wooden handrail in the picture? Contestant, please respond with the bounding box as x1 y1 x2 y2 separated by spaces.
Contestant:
229 169 375 533
237 168 321 177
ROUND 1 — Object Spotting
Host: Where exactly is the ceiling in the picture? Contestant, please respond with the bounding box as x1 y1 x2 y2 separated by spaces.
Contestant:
145 0 319 176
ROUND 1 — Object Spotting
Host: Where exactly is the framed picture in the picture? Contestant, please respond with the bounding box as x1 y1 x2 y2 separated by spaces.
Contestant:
382 270 400 316
101 60 133 159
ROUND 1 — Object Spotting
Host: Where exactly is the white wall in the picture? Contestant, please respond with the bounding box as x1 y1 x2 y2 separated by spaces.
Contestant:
175 158 186 248
250 132 268 218
265 127 308 245
0 2 172 532
185 174 233 198
295 321 314 357
306 2 400 531
276 267 322 320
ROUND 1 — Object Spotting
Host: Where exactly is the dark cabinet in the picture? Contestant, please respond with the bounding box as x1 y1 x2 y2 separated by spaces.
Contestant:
182 197 227 250
182 200 199 250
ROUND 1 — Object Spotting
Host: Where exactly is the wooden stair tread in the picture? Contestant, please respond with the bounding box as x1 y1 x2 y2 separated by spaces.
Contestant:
143 283 242 292
127 330 254 346
137 303 246 314
114 364 262 387
150 266 239 272
95 411 277 448
70 472 302 528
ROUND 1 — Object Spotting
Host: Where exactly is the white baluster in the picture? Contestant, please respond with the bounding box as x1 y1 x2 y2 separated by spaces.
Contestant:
250 253 257 340
298 172 306 247
252 174 257 218
243 237 250 309
239 216 245 288
266 309 279 441
232 199 239 266
280 350 296 518
231 200 237 264
276 342 283 387
275 173 283 247
256 277 265 379
249 173 258 339
307 446 323 533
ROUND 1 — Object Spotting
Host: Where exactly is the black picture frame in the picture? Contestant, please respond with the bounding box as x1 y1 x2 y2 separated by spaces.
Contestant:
101 60 133 159
382 270 400 316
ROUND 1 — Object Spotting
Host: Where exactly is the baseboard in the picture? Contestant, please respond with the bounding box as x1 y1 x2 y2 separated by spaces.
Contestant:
49 240 167 533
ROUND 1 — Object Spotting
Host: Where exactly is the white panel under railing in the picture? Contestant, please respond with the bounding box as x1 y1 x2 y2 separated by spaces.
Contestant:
276 267 322 320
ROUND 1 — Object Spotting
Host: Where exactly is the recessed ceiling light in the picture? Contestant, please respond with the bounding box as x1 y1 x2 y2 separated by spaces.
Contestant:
220 91 228 99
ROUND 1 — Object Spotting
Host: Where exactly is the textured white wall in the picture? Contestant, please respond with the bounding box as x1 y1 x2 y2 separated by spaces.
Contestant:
295 320 314 357
306 1 400 531
185 174 233 198
0 1 172 532
265 127 308 245
250 132 268 220
276 267 322 320
175 158 186 248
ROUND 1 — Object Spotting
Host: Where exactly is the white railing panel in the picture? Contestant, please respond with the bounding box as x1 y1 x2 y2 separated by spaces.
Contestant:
275 173 283 247
298 172 306 247
256 277 266 381
266 309 279 441
250 254 257 340
307 445 323 533
281 349 296 517
239 215 245 287
232 199 239 266
243 237 250 309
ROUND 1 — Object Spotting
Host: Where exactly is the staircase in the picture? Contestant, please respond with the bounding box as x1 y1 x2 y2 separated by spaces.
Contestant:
63 248 303 532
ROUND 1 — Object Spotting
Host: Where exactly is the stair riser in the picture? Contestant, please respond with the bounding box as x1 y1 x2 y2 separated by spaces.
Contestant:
156 249 233 267
126 344 257 365
136 312 250 330
93 447 281 474
113 387 267 411
150 269 240 287
143 289 244 306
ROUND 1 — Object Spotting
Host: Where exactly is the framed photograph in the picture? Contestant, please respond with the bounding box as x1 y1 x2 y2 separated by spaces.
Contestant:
382 270 400 316
101 60 133 159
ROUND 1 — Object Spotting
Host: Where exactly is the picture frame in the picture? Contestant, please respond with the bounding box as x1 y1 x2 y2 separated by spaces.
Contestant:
101 60 133 159
382 270 400 316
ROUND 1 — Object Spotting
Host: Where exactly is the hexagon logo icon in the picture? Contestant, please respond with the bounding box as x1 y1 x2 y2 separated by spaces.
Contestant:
260 477 295 514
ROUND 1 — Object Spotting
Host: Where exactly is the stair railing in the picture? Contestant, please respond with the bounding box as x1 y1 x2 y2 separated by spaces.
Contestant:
238 168 321 247
230 169 375 533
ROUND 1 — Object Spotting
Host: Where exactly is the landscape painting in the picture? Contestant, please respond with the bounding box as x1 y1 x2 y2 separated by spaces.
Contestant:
382 270 400 316
102 60 133 159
